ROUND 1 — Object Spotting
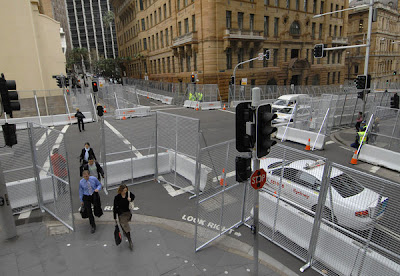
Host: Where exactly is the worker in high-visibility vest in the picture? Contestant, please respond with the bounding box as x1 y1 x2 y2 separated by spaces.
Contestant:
351 126 368 149
189 93 194 101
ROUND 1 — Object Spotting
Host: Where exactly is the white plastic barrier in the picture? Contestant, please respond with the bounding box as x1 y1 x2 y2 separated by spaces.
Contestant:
276 126 326 150
257 192 400 276
201 101 222 110
168 151 212 191
6 175 54 210
358 144 400 172
105 153 170 186
162 96 173 105
0 112 93 130
183 100 200 109
114 106 151 119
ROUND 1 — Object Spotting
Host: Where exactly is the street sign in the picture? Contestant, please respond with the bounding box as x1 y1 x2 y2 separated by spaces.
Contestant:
241 78 247 85
250 169 266 190
258 52 264 60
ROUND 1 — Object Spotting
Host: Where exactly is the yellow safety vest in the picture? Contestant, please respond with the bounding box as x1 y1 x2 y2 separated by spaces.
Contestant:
358 131 367 144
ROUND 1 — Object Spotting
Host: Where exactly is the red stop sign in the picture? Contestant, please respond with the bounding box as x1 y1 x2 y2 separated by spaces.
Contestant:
251 169 267 190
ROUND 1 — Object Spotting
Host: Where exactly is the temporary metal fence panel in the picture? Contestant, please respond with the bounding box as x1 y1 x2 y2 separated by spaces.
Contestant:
30 123 74 231
156 111 200 193
310 163 400 276
101 114 157 190
1 124 37 214
195 139 245 251
243 144 327 262
368 107 400 153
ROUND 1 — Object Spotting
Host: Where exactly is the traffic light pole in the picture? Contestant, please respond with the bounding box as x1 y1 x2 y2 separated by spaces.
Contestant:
251 88 260 276
0 159 17 240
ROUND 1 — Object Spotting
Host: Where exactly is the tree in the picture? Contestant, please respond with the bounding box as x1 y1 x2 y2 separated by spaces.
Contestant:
66 48 89 73
102 11 115 59
93 57 131 79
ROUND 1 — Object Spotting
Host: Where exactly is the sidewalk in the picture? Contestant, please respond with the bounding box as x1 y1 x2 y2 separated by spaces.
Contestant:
1 212 299 276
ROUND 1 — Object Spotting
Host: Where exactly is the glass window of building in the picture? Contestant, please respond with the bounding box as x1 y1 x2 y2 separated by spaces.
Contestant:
313 0 317 13
226 48 232 69
166 28 169 46
238 12 244 30
304 0 308 12
192 15 196 32
164 4 167 19
250 14 254 32
312 22 315 38
296 0 299 10
178 21 182 36
289 21 300 35
143 38 147 50
320 1 324 14
264 16 269 37
274 17 279 36
226 11 232 29
185 18 189 33
141 18 145 31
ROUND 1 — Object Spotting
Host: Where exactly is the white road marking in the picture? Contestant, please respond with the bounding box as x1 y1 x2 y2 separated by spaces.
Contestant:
339 146 354 152
375 224 400 241
40 125 69 177
219 109 235 114
369 166 380 173
18 210 31 220
36 127 54 148
104 120 143 157
159 176 194 197
151 107 185 111
212 171 235 182
325 140 334 145
150 102 159 105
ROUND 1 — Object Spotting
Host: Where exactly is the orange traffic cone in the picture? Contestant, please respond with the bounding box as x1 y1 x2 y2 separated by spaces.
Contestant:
220 168 226 186
104 105 107 113
122 112 126 120
223 104 226 110
147 93 149 99
305 138 311 151
350 150 358 165
196 103 199 111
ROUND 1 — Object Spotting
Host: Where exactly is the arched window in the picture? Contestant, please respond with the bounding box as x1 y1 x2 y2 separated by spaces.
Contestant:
290 21 301 35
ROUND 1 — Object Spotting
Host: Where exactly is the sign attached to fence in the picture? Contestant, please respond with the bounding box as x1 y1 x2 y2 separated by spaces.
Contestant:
251 169 266 190
241 78 247 85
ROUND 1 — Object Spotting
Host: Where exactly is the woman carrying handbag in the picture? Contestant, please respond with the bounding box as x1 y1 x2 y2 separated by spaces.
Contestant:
113 184 135 250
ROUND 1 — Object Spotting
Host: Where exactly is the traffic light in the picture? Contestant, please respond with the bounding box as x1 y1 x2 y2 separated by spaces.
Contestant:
356 75 367 89
56 76 62 88
265 50 270 60
2 123 17 147
313 44 324 58
235 156 252 182
97 104 104 116
236 102 254 152
256 104 277 159
65 77 69 87
92 81 98 92
231 76 235 85
357 91 364 100
0 74 20 118
391 94 399 109
191 74 195 83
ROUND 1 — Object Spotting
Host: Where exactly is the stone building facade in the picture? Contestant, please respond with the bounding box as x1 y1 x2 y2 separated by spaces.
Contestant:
347 0 400 88
112 0 348 98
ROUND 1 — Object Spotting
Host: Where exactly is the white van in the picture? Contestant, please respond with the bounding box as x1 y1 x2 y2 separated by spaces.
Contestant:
271 94 311 113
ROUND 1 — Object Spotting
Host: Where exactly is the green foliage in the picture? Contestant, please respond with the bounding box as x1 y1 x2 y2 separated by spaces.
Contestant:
93 57 131 78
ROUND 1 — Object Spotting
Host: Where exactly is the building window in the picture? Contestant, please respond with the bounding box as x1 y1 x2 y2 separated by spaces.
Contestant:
172 56 175 72
312 22 316 38
180 57 184 72
238 12 244 30
170 26 173 42
169 0 172 16
186 54 191 71
320 1 324 14
334 25 337 37
284 48 288 61
156 33 159 49
263 48 269 67
273 49 278 66
338 72 340 82
327 52 330 64
264 16 269 37
177 0 180 10
226 11 232 29
159 7 162 22
286 0 290 9
139 0 144 10
226 48 232 69
160 31 164 48
164 4 167 19
250 14 254 32
319 23 322 39
329 24 332 36
313 0 317 13
167 57 171 73
330 3 333 16
184 0 188 6
327 72 330 85
166 28 169 46
289 21 301 35
274 17 279 36
141 18 145 31
152 35 155 50
162 58 165 73
306 49 309 60
264 0 269 5
238 48 244 68
150 14 153 26
178 21 182 36
192 15 196 32
304 0 308 12
155 11 157 24
275 0 279 7
194 52 197 71
184 18 189 34
250 49 254 68
340 26 342 36
296 0 299 10
143 38 147 50
359 19 364 32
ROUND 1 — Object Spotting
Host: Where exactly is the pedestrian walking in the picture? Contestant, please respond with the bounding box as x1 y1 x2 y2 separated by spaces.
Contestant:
355 112 363 132
80 142 96 175
83 157 104 181
113 184 135 250
50 148 68 194
79 170 102 233
75 108 86 132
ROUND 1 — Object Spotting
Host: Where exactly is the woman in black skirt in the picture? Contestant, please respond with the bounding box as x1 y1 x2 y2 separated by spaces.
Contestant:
113 184 135 250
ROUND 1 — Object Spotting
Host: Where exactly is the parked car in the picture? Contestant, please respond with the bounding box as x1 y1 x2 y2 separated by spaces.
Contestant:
271 94 311 113
260 158 388 230
273 106 312 124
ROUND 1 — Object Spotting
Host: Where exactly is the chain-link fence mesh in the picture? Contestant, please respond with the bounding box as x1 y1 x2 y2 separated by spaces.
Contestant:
367 106 400 153
1 124 37 214
30 123 74 230
156 112 200 193
195 140 245 251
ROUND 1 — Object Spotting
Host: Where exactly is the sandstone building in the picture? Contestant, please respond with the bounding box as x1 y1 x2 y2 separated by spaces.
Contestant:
112 0 349 98
347 0 400 88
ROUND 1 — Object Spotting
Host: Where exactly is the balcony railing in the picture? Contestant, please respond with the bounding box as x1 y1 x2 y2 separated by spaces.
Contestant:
172 32 198 47
224 29 264 40
332 37 349 44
